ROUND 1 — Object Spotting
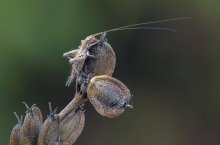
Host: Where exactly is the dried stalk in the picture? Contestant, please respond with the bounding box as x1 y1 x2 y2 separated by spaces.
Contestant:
59 92 87 122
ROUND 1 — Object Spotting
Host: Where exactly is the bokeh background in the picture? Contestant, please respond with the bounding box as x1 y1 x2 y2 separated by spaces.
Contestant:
1 0 220 145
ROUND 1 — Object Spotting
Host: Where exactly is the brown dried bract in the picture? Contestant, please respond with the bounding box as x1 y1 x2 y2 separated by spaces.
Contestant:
59 105 85 145
10 113 23 145
21 103 43 145
87 75 132 118
37 103 60 145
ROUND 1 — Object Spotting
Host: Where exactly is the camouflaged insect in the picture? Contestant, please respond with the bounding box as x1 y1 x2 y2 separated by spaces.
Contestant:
63 33 116 86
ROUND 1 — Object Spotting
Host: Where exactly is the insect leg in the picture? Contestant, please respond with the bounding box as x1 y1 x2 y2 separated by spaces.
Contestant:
69 54 87 64
63 49 78 59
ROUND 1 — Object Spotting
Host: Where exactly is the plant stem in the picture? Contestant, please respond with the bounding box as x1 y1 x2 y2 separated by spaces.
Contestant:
58 93 87 121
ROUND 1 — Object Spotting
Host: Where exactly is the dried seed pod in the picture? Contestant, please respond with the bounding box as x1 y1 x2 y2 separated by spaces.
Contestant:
37 103 60 145
83 34 116 77
87 75 132 118
10 112 23 145
63 33 116 86
59 105 85 145
21 103 43 145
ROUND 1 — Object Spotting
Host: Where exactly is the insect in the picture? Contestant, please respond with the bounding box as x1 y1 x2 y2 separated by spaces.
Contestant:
63 32 116 87
63 17 190 87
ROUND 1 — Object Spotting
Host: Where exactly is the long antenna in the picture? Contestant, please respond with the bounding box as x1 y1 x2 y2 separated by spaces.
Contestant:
102 27 177 32
92 17 190 36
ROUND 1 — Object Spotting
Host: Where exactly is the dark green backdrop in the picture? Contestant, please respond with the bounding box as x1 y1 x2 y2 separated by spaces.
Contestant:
1 0 220 145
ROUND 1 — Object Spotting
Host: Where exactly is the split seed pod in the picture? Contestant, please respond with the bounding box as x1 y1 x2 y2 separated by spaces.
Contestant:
59 105 85 145
21 103 43 145
37 103 60 145
10 112 23 145
87 75 132 118
63 33 116 86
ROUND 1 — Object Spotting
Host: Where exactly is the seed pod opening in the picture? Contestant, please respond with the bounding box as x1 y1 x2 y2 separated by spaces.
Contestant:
10 113 23 145
63 33 116 86
59 105 85 145
87 75 132 118
21 103 43 145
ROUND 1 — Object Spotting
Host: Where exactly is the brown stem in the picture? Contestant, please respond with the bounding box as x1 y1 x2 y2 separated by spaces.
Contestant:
58 93 87 122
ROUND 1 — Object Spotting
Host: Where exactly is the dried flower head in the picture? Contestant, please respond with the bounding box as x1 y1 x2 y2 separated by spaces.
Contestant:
87 75 133 118
63 33 116 86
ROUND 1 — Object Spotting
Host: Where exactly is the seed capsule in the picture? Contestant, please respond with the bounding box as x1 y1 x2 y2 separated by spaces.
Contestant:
21 103 43 145
87 75 132 118
59 105 85 145
10 112 23 145
63 33 116 86
37 103 60 145
82 34 116 77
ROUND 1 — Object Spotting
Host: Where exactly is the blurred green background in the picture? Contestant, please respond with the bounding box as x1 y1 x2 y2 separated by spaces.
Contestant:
1 0 220 145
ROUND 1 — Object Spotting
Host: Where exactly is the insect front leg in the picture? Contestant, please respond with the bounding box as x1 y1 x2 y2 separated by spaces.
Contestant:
63 49 78 59
69 54 87 65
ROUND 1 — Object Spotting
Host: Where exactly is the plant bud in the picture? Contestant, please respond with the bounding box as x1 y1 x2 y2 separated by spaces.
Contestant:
87 75 132 118
37 103 60 145
59 105 85 145
10 112 23 145
21 103 43 145
63 33 116 86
